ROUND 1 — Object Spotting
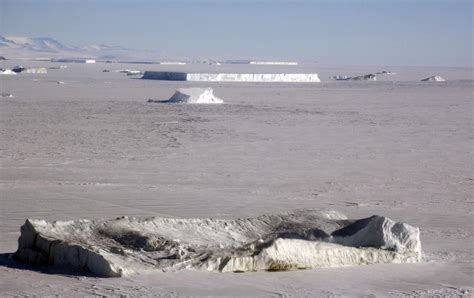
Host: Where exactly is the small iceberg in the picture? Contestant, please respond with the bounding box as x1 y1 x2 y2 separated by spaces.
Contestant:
148 88 224 104
421 75 446 82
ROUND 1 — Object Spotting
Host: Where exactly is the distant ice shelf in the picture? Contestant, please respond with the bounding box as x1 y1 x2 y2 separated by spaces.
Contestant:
223 60 297 65
52 58 96 64
159 62 187 65
249 61 298 65
142 72 320 82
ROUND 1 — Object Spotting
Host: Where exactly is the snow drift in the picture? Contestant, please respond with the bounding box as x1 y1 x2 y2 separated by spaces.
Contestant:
142 71 321 82
148 88 224 104
421 75 446 82
14 209 421 277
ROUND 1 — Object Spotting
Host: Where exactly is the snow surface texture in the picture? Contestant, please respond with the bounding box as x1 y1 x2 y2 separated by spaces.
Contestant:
148 88 224 104
14 209 421 277
142 71 321 82
421 75 446 82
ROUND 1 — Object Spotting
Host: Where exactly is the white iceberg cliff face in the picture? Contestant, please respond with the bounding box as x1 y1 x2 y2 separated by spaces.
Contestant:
14 209 421 277
148 88 224 104
421 75 446 82
142 71 320 82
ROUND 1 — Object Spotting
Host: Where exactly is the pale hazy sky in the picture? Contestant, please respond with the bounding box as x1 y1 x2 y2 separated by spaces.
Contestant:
0 0 472 66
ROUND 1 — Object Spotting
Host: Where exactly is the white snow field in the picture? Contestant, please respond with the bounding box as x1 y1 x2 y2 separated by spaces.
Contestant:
142 71 321 82
148 88 224 104
0 61 472 296
14 210 421 277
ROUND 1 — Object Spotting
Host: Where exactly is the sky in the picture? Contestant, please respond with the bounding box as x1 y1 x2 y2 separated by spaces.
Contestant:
0 0 472 66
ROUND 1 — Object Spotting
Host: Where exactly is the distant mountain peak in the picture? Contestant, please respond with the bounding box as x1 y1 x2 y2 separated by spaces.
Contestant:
0 35 128 54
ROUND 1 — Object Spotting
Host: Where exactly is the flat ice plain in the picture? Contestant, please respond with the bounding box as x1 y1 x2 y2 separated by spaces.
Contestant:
0 61 472 296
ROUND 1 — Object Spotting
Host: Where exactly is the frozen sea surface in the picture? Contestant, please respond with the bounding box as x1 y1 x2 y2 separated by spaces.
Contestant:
0 61 472 296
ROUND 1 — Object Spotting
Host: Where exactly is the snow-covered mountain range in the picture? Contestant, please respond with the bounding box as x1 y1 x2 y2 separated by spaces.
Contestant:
0 35 127 53
0 35 172 61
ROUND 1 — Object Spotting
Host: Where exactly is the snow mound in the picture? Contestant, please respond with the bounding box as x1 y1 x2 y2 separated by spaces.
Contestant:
142 72 320 82
421 75 446 82
148 88 224 104
14 209 421 277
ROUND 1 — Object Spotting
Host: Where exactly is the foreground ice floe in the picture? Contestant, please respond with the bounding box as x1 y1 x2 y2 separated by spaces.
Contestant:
148 88 224 104
14 209 421 277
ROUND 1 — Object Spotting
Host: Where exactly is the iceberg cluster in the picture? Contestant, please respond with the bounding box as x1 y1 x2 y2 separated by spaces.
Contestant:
14 209 421 277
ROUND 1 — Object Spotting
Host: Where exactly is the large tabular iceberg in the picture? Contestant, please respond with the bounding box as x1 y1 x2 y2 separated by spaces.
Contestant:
148 88 224 104
14 209 421 277
142 71 321 82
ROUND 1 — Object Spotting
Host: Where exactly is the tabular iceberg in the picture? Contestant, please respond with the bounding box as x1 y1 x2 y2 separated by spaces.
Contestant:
142 71 320 82
14 209 421 277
